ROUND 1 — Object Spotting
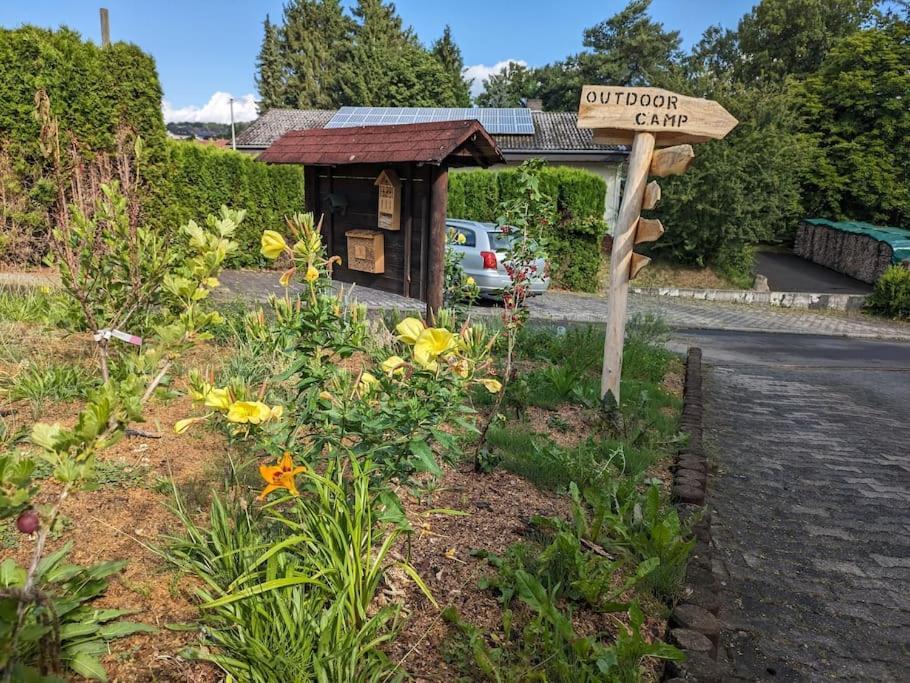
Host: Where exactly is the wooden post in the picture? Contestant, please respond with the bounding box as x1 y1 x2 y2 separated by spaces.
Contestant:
601 132 655 404
99 8 110 47
426 165 448 321
403 166 413 298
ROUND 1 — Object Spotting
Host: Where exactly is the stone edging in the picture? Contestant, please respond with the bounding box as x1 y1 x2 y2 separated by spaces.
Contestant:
632 286 868 311
663 347 724 682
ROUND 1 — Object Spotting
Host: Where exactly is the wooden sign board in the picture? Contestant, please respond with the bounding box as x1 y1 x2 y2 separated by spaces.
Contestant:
577 86 737 147
576 85 737 405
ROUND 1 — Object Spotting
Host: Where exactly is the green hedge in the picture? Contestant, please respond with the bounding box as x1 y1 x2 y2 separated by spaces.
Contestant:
0 26 167 259
160 142 304 266
0 26 303 267
448 166 607 291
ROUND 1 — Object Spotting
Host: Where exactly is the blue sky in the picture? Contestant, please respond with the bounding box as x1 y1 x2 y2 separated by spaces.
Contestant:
0 0 756 122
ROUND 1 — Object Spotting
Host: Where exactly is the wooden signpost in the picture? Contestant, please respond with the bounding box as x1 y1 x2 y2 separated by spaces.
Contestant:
576 85 738 404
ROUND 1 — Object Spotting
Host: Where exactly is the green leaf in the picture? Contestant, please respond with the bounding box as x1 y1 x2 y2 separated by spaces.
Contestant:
98 621 157 639
68 652 108 681
409 440 442 476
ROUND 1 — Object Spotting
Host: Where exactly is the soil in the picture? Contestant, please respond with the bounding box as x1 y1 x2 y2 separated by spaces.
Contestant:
1 327 683 682
595 260 741 292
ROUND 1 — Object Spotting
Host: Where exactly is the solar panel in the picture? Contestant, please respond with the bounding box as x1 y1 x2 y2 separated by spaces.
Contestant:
325 107 534 135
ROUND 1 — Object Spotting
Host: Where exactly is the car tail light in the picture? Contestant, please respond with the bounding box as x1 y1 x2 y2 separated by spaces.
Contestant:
480 251 498 270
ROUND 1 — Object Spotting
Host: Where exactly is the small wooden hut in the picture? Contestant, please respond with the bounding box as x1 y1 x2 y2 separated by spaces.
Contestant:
259 120 503 316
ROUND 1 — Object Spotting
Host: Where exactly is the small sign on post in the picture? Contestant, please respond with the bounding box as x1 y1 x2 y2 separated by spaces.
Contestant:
576 86 737 405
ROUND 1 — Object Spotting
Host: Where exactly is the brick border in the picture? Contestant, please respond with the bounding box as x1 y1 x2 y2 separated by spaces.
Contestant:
663 347 724 682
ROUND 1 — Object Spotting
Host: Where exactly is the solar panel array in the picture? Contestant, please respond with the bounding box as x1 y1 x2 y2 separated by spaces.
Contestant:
325 107 534 135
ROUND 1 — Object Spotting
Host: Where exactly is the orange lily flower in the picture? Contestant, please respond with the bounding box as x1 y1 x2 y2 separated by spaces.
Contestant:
257 451 306 500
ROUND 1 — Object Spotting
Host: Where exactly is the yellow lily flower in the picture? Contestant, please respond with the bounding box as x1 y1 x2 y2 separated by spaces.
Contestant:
227 400 273 424
414 328 457 368
258 451 306 500
305 266 319 283
466 276 475 286
261 230 288 259
479 378 503 394
359 371 380 395
381 355 406 376
395 317 425 345
204 387 232 410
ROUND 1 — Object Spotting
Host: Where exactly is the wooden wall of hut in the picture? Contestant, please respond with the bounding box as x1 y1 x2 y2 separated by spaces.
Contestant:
305 164 432 301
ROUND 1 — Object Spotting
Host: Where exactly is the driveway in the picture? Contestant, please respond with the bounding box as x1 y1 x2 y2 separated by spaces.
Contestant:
214 271 910 342
753 252 872 294
671 331 910 681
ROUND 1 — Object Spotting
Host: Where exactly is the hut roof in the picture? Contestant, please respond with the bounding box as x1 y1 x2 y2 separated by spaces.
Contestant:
258 120 503 167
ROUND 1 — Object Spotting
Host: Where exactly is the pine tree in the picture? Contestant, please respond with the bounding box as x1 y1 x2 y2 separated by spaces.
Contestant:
431 25 472 106
280 0 353 109
255 15 285 111
343 0 459 106
476 62 534 107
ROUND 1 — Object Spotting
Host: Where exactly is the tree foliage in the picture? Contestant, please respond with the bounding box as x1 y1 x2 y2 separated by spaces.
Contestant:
432 25 472 107
475 62 535 108
256 0 469 109
795 14 910 225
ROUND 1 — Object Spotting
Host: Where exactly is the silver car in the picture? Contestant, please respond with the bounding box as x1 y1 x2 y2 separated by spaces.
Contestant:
447 219 550 300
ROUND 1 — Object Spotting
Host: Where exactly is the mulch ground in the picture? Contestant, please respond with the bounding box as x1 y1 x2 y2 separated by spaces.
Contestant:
2 328 681 681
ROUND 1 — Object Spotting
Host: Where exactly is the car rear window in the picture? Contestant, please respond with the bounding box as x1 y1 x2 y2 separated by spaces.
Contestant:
449 226 476 247
487 231 515 251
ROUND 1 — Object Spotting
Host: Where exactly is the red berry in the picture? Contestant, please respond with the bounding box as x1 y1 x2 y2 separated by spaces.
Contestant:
16 510 39 534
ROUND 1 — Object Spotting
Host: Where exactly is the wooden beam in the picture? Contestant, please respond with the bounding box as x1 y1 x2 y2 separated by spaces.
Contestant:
578 86 737 146
642 181 661 210
99 8 110 47
635 218 664 244
403 165 413 298
601 131 655 403
426 166 448 321
650 145 695 177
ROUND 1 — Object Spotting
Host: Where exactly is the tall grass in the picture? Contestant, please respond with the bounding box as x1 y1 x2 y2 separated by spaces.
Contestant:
167 456 423 682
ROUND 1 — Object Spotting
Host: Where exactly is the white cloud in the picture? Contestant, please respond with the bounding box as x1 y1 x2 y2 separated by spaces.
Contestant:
463 59 528 99
162 91 259 124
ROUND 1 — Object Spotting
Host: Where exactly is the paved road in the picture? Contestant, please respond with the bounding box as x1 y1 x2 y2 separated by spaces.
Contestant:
754 252 872 294
671 331 910 682
216 271 910 342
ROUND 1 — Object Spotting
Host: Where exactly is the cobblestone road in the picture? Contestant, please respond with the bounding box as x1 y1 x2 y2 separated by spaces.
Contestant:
681 331 910 681
213 271 910 341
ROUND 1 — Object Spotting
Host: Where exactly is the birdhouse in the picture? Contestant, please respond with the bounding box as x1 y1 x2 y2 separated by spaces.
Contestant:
346 229 385 273
374 169 401 230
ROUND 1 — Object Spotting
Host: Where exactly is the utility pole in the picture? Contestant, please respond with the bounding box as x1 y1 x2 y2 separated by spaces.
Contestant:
229 97 237 150
99 7 110 47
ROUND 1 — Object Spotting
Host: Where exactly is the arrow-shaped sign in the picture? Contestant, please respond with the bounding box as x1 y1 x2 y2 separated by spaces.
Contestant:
577 86 738 147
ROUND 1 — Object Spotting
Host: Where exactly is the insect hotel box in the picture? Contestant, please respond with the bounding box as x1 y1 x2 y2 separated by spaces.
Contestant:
374 169 401 230
346 229 385 273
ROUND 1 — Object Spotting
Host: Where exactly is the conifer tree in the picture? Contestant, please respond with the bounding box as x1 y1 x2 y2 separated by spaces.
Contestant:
279 0 353 109
255 15 286 111
432 25 472 106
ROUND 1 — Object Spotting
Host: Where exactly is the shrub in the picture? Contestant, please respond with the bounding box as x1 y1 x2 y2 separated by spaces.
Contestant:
160 142 304 265
0 27 302 266
449 166 608 291
865 264 910 320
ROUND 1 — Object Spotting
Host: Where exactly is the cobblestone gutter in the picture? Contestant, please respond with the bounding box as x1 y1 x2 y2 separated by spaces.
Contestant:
663 348 725 682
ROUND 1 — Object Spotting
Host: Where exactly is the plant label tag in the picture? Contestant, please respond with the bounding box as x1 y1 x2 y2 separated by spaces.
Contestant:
93 328 142 345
